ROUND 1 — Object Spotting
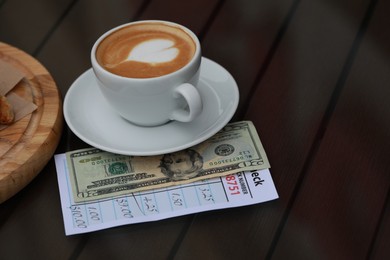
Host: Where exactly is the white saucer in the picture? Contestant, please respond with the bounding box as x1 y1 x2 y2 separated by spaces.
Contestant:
64 57 239 156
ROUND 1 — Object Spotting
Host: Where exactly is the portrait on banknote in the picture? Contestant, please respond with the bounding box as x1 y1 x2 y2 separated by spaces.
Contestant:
159 149 204 181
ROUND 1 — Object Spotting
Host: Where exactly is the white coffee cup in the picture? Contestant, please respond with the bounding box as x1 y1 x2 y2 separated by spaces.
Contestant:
91 20 203 127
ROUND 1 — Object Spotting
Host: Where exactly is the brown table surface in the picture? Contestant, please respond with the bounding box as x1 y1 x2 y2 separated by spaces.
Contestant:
1 0 389 259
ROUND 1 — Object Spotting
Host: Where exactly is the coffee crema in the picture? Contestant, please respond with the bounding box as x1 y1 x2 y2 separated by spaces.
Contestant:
96 22 196 78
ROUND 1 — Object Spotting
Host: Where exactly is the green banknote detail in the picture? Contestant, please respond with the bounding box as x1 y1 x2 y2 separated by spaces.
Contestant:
67 121 270 203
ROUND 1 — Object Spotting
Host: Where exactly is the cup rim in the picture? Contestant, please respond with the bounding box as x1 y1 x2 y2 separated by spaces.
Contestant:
91 20 201 81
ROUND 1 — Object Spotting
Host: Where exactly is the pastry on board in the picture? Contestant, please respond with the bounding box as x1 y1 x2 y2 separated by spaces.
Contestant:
0 95 14 125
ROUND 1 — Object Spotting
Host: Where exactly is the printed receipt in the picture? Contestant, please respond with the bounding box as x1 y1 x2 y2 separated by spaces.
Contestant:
54 154 279 235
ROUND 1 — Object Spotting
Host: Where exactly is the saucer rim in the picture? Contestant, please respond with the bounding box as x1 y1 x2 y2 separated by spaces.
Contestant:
64 57 239 156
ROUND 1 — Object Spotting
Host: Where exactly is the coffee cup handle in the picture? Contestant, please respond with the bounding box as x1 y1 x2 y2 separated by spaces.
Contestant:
170 83 202 122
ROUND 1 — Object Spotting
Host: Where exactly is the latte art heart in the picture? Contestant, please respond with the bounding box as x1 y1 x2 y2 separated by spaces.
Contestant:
96 22 196 78
127 39 179 64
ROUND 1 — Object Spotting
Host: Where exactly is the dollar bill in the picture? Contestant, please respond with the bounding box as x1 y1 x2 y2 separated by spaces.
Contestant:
66 121 270 203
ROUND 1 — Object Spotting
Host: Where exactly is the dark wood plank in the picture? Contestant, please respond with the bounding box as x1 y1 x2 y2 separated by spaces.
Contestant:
273 0 390 258
0 0 74 54
175 0 372 258
371 195 390 260
77 218 192 259
135 0 220 35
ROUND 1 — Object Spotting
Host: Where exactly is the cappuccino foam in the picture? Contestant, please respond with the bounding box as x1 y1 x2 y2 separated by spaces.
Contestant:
96 22 196 78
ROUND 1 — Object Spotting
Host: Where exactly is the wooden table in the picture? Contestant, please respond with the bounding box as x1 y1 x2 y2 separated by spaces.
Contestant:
1 0 389 259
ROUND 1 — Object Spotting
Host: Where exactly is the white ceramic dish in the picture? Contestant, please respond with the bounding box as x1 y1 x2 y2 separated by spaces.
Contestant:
64 57 239 156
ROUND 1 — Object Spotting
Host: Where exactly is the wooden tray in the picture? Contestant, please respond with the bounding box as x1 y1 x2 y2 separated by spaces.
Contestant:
0 42 63 203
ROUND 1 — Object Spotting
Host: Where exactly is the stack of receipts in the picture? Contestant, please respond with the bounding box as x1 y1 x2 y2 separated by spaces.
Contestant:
54 121 278 235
